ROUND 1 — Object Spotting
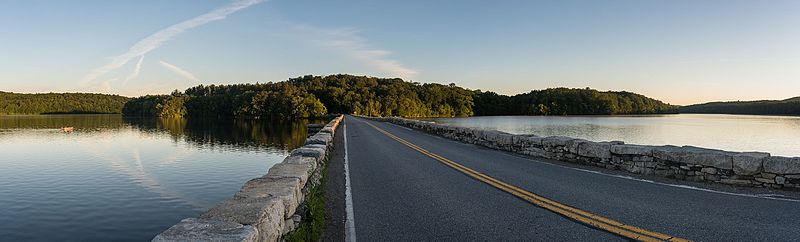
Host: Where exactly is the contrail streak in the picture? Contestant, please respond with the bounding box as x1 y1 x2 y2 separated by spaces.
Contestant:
160 60 198 82
123 55 145 84
80 0 265 85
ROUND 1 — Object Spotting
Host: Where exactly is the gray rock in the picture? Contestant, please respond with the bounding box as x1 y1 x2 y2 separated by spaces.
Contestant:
700 167 718 175
720 179 751 186
290 147 326 162
304 133 332 146
776 176 787 185
235 177 304 218
565 139 589 154
610 144 654 156
652 145 685 161
152 218 258 242
542 136 575 147
282 155 318 171
524 136 543 147
732 152 768 175
755 177 776 184
318 126 334 135
577 142 612 159
266 163 314 185
201 196 285 242
678 146 734 170
763 156 800 174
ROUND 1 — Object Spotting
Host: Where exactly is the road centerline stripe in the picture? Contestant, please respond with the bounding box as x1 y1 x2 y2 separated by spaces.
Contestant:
363 120 691 242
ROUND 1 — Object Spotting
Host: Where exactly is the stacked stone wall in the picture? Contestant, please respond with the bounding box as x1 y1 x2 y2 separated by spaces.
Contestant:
152 115 344 242
367 116 800 190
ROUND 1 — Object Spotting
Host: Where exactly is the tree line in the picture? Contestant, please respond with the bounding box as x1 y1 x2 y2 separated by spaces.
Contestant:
0 91 129 115
121 74 677 119
679 97 800 115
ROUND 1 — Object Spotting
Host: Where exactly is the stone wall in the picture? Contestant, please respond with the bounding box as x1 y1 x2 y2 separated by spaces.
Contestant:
366 116 800 190
152 115 344 242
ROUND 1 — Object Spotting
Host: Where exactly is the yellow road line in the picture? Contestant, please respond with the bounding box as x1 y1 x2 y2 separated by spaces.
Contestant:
363 121 691 242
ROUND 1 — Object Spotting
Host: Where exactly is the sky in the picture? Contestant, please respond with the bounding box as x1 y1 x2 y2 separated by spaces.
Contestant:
1 0 798 105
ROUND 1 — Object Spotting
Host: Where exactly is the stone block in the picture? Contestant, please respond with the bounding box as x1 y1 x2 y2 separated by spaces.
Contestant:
720 179 751 186
755 177 776 184
266 163 314 185
282 155 318 172
201 196 285 242
577 141 611 159
542 136 575 147
152 218 258 242
700 167 717 175
732 152 768 175
290 147 326 162
652 145 685 161
304 133 332 146
610 144 655 156
677 146 734 170
566 139 589 154
235 177 304 218
776 176 787 185
764 156 800 174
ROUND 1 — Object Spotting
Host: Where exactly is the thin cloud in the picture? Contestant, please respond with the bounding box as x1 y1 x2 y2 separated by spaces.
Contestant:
80 0 266 85
123 55 145 85
159 61 198 82
292 24 417 79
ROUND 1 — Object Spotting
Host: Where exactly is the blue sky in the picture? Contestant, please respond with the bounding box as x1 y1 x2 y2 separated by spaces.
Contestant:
1 0 798 105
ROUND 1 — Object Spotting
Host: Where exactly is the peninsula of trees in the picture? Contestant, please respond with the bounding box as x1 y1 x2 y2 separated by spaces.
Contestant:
0 91 129 115
679 97 800 115
122 74 677 119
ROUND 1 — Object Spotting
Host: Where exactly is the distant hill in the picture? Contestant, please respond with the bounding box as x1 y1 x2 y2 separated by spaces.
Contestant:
679 97 800 115
0 91 129 115
122 74 678 118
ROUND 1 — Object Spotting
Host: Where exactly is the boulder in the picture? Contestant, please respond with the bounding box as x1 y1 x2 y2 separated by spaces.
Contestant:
732 152 768 175
152 218 258 242
764 156 800 174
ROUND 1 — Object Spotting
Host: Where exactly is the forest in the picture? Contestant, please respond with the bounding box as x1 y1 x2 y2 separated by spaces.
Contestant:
679 97 800 115
121 74 677 119
0 91 129 115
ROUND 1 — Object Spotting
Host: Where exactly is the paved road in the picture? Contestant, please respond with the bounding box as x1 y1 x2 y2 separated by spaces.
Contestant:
335 115 800 241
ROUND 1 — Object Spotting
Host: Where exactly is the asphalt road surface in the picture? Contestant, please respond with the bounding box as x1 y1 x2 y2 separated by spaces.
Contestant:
329 115 800 241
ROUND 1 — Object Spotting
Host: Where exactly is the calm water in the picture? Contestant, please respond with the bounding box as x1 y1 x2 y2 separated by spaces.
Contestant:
0 115 318 242
424 114 800 157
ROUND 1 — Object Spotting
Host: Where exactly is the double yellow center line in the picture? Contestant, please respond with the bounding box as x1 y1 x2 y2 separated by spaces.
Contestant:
364 121 691 242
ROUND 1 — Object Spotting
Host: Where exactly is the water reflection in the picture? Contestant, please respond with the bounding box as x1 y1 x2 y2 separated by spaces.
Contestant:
0 115 322 152
124 117 319 152
0 115 322 242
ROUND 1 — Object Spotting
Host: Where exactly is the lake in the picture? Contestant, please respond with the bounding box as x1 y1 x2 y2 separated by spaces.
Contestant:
424 114 800 157
0 115 318 242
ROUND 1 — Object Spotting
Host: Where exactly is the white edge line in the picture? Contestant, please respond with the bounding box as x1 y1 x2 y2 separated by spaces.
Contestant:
343 118 357 242
381 122 800 203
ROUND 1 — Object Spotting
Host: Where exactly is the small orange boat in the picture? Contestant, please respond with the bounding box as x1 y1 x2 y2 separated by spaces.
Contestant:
61 127 74 132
